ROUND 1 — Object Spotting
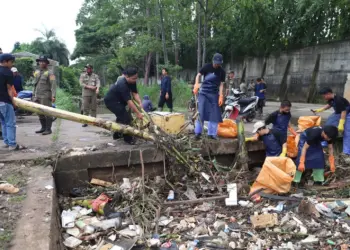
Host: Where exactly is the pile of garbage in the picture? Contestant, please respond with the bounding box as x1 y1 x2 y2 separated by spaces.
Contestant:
59 172 350 250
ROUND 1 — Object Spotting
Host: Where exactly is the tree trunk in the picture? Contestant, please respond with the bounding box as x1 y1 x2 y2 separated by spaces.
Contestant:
158 0 168 64
201 0 208 66
144 6 152 86
196 1 202 72
14 98 156 141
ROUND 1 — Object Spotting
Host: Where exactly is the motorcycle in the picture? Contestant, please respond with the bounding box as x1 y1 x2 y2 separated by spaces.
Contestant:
222 89 259 122
16 90 57 121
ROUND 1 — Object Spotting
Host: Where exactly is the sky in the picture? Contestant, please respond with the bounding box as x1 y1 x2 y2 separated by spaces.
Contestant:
0 0 85 54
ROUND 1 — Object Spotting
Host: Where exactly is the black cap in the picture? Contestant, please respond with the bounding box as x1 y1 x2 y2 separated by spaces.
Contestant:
213 53 223 65
323 125 338 141
0 53 15 62
36 55 50 64
319 87 333 95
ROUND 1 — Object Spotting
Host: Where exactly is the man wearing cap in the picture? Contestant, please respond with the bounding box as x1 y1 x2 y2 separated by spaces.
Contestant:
294 125 338 185
193 53 226 140
255 78 267 115
0 53 19 150
11 67 23 93
246 121 287 157
312 87 350 155
33 55 56 135
80 64 100 127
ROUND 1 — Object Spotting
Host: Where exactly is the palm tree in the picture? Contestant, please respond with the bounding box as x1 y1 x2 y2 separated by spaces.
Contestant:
31 28 70 66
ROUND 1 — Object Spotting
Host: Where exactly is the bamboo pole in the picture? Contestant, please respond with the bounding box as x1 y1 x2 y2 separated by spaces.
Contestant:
14 98 156 141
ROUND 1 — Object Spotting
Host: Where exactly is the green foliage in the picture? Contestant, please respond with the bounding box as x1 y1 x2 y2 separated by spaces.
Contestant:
58 66 81 96
12 42 34 53
56 88 77 112
137 80 192 109
158 64 183 75
98 86 110 97
14 57 34 82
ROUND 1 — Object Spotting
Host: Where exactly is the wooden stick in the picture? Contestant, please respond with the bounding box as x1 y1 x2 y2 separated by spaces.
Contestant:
163 195 228 206
140 150 145 205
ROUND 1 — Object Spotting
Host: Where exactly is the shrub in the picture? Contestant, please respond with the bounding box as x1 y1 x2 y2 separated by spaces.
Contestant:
14 57 34 83
55 88 77 112
58 66 81 96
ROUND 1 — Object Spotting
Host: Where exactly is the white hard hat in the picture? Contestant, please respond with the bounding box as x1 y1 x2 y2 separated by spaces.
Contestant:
11 67 18 73
252 121 265 133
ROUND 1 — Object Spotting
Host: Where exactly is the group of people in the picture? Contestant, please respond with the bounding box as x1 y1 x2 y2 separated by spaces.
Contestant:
246 87 349 184
0 53 56 150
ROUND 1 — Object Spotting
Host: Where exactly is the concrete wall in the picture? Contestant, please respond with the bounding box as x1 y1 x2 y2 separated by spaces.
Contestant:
228 40 350 102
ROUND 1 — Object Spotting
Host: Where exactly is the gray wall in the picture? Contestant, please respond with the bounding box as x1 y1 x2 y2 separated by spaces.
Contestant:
228 40 350 102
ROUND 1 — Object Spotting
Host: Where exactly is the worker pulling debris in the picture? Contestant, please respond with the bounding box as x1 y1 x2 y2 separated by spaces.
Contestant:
294 125 338 185
193 53 226 140
312 87 350 156
104 67 143 145
246 121 287 157
264 100 297 143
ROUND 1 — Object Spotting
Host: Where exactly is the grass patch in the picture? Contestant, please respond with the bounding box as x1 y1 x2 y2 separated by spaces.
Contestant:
9 195 26 203
0 230 12 250
52 118 62 142
6 174 22 186
136 80 192 110
56 88 77 112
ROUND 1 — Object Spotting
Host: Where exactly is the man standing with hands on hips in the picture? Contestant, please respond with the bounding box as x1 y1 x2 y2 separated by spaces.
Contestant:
33 55 56 136
193 53 226 140
80 64 100 127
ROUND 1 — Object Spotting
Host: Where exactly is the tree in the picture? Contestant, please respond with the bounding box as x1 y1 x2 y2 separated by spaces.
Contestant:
30 28 70 66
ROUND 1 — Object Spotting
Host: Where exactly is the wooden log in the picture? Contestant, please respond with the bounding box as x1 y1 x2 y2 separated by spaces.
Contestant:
14 97 156 141
233 118 249 171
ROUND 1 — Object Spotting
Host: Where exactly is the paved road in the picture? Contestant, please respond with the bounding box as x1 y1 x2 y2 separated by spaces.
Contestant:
0 101 332 161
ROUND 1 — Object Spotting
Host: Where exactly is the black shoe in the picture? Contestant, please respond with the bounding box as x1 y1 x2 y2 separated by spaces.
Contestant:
124 138 136 145
113 132 122 140
314 181 323 186
209 135 218 140
195 134 201 140
42 129 52 135
82 124 88 127
36 119 46 133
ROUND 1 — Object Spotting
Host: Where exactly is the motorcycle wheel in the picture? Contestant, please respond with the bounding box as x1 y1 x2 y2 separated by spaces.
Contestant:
222 111 230 119
245 110 256 123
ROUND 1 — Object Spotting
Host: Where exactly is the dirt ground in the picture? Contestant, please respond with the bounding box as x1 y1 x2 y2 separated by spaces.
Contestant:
0 163 30 250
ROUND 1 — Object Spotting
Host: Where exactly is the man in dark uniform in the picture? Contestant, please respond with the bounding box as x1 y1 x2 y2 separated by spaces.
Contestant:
312 87 350 155
104 67 143 144
265 100 297 144
246 121 287 157
193 53 226 140
294 125 338 184
33 55 56 135
158 68 172 112
255 78 267 115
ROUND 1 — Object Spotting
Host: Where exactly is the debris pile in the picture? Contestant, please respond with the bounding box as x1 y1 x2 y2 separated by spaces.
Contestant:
59 174 350 249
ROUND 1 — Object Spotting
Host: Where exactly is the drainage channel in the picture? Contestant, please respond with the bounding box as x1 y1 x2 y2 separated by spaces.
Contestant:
53 142 266 249
6 140 266 250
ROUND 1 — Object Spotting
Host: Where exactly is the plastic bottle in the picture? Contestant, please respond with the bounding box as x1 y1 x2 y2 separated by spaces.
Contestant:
91 217 122 230
167 190 175 200
188 240 199 250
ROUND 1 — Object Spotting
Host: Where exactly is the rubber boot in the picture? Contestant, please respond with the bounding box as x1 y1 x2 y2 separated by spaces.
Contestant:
42 118 52 135
169 108 173 113
35 119 46 133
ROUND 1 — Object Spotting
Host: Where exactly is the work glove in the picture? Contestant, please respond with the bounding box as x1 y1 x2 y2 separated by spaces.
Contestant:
312 108 324 113
338 119 345 133
279 147 287 157
245 137 255 142
218 95 224 106
288 126 297 136
298 155 305 172
329 155 335 173
193 83 200 95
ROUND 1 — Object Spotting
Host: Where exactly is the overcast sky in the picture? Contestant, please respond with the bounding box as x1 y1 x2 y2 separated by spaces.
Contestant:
0 0 84 54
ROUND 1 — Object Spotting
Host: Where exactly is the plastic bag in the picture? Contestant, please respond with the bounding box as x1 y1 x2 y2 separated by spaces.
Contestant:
297 116 321 132
287 135 298 158
217 119 238 138
250 157 296 195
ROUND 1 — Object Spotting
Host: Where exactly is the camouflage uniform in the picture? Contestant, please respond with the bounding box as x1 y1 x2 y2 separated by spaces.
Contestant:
80 72 100 117
33 67 56 134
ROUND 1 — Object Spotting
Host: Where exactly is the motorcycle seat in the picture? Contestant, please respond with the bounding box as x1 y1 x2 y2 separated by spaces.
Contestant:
238 97 256 105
